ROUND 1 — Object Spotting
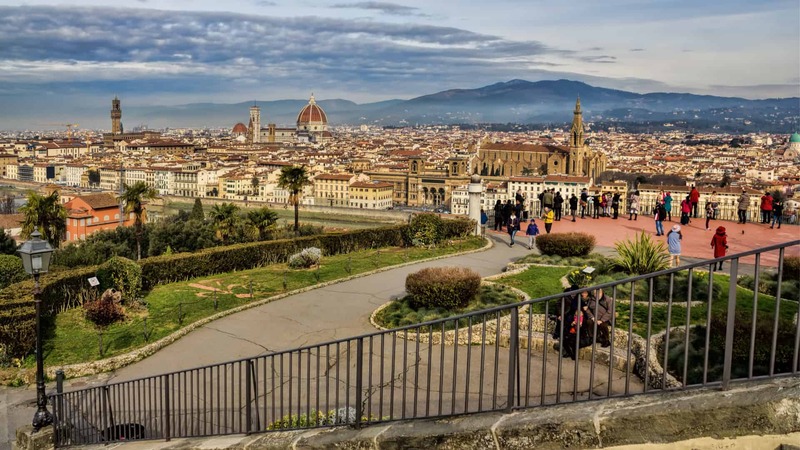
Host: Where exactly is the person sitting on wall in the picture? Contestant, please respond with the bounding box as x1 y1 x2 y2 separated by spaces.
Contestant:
586 288 614 348
560 290 595 360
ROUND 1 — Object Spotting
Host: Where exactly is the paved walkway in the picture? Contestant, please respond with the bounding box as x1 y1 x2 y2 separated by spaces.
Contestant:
1 217 797 449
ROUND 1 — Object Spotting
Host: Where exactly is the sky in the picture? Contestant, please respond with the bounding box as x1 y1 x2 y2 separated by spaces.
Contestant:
0 0 798 127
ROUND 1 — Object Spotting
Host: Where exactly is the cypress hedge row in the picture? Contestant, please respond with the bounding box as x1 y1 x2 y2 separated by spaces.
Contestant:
0 218 473 359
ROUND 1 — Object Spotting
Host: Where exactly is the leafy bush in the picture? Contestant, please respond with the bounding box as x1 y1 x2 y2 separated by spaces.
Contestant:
96 256 142 303
403 214 444 247
405 266 481 310
288 247 322 269
535 232 595 257
566 267 594 288
0 255 27 290
83 289 125 328
613 232 668 275
782 256 800 281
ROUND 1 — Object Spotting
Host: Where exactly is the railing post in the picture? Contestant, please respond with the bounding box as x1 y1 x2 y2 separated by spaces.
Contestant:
246 360 253 435
163 375 171 441
355 338 364 429
722 258 739 390
507 307 519 411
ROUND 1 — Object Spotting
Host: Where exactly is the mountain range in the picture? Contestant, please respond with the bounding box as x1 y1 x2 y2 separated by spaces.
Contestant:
7 79 799 133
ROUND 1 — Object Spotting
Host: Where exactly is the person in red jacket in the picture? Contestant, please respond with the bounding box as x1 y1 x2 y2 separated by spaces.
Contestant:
689 186 700 218
760 192 773 224
710 226 728 271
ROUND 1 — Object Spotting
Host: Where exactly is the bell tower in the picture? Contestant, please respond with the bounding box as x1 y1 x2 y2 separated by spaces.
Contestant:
249 103 261 144
569 97 584 148
111 96 122 135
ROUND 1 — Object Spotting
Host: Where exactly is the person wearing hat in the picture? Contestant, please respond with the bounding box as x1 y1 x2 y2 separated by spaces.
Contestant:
542 206 555 234
711 226 728 271
667 224 682 267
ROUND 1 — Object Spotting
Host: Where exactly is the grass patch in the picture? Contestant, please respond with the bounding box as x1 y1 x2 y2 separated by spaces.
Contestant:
374 284 522 331
32 236 486 367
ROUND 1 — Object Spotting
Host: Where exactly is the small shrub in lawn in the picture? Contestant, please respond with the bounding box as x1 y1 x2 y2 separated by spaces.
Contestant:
96 256 142 303
535 232 595 257
782 256 800 281
403 214 444 247
83 289 125 328
288 247 322 269
405 266 481 309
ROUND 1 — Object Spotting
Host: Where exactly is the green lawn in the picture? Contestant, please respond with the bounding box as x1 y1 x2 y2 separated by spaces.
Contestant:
34 236 486 367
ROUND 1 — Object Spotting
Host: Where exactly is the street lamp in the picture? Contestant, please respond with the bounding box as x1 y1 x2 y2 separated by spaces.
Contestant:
17 228 55 431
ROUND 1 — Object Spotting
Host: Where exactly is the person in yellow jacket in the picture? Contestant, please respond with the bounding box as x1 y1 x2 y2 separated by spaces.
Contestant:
542 207 555 234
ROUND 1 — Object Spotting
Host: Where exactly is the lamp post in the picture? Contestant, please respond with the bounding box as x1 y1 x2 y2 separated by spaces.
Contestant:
17 228 55 431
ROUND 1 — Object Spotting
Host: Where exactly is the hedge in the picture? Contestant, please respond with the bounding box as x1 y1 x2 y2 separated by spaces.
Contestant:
0 220 472 358
535 232 596 257
406 266 481 309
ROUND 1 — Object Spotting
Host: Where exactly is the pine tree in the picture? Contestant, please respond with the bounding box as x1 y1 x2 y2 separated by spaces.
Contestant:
190 198 205 221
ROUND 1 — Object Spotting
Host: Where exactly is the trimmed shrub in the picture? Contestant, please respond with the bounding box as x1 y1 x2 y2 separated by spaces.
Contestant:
0 255 27 290
613 232 668 275
403 214 444 247
288 247 322 269
782 256 800 281
83 289 125 328
535 232 596 257
405 266 481 310
96 256 142 303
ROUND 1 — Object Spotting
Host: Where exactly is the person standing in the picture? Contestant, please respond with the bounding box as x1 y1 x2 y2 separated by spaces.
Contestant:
628 190 640 220
543 189 554 211
667 225 682 267
654 200 667 236
708 190 719 220
710 226 728 271
480 209 488 236
663 192 673 221
680 195 691 225
554 191 564 221
525 218 540 250
689 185 700 218
569 193 578 222
737 189 750 224
592 191 601 219
503 200 513 230
760 192 773 224
493 200 503 231
508 210 519 247
542 206 554 234
771 199 784 229
611 192 620 219
580 188 589 219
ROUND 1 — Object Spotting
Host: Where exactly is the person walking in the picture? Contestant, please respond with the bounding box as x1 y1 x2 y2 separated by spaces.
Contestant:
554 191 564 221
542 206 555 234
611 192 620 219
503 199 513 230
667 224 682 267
737 189 750 224
508 210 519 247
525 218 540 250
628 190 640 220
654 200 667 236
569 193 578 222
689 185 700 218
760 191 773 224
771 199 784 229
663 192 673 221
705 202 714 230
710 226 728 271
708 190 719 220
493 200 503 231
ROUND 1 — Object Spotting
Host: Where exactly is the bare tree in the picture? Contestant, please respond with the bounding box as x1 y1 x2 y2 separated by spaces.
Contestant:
0 194 15 214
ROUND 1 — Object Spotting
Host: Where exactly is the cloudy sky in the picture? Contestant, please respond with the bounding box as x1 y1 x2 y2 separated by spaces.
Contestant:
0 0 798 123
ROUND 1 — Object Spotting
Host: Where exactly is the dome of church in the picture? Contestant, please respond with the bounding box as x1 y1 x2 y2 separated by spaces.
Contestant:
232 122 248 134
790 132 800 143
297 95 328 125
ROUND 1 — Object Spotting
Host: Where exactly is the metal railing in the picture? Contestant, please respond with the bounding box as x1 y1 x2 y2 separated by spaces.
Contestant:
49 240 800 447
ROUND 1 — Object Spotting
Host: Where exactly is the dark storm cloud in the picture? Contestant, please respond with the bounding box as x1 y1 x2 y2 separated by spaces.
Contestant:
331 2 426 16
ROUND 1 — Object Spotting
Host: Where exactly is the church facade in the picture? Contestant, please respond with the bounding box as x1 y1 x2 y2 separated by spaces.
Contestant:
473 98 606 179
238 95 332 145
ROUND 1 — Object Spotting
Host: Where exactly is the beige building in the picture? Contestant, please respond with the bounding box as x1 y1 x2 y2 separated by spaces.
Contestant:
348 181 393 210
314 173 359 207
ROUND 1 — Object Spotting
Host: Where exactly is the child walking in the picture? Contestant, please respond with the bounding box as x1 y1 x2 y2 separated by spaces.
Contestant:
710 226 728 271
526 219 540 250
667 225 682 267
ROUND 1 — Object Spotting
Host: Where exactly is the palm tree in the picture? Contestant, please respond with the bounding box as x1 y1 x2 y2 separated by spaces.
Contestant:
209 202 240 243
246 207 278 240
251 175 260 196
277 165 310 233
19 191 67 248
118 181 159 260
